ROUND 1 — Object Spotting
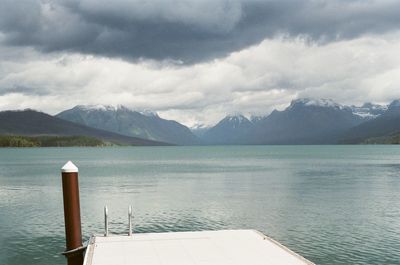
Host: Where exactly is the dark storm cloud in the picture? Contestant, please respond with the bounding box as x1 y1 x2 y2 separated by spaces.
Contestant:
1 0 400 63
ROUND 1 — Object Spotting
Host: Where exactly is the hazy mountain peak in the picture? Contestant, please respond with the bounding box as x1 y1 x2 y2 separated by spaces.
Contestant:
191 123 209 130
225 114 248 123
138 110 159 118
388 99 400 109
73 105 160 117
289 98 344 110
362 102 377 109
75 104 118 112
250 115 264 123
352 102 387 119
190 123 210 138
384 99 400 116
202 114 253 144
57 105 199 145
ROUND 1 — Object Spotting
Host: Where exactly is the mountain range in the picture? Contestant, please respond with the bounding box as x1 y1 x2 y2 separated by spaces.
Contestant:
56 105 200 145
199 98 400 145
340 100 400 143
0 110 168 146
0 98 399 146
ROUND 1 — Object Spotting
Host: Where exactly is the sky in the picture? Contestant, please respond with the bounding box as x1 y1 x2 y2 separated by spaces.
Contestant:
1 0 400 127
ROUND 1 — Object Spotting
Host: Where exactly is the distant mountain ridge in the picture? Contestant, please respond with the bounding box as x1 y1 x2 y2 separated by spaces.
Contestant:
1 98 398 146
198 98 398 145
0 110 168 146
202 114 254 144
250 98 364 144
340 100 400 143
56 105 200 145
351 103 387 120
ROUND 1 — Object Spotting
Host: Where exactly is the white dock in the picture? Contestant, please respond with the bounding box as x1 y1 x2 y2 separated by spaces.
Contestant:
83 230 314 265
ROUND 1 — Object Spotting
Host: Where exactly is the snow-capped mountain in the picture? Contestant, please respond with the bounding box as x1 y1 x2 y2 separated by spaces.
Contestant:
386 99 400 115
247 98 364 144
0 109 166 146
201 98 367 144
225 114 251 128
55 98 400 145
200 98 400 144
75 105 160 117
56 105 200 145
138 110 159 117
342 99 400 143
289 99 388 120
190 124 211 138
250 115 264 123
202 114 254 144
351 103 387 120
288 98 349 110
75 104 119 112
389 99 400 107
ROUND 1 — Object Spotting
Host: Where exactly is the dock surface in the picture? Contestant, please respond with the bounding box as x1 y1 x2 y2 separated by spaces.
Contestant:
84 229 314 265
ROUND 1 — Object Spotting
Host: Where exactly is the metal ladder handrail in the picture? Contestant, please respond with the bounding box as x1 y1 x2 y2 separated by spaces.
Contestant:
103 205 133 237
128 205 133 236
104 206 108 236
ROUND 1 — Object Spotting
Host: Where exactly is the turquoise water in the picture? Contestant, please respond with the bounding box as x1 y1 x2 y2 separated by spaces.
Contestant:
0 146 399 265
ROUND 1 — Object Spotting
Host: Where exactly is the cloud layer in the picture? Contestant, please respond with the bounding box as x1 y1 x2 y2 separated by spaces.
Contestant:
1 33 400 126
1 0 400 126
1 0 400 62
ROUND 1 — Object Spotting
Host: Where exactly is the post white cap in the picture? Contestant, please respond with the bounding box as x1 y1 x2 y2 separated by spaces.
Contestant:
61 161 78 173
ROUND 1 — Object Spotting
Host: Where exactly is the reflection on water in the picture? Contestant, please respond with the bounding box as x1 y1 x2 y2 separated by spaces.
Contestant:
0 146 400 265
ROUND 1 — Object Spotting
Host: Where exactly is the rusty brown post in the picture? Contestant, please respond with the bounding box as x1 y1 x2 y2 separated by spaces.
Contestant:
61 161 84 265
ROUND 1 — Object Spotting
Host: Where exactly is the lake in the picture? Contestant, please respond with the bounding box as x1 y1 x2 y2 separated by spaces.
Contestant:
0 146 399 265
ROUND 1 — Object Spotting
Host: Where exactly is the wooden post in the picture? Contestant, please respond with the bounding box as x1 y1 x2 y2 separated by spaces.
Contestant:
61 161 84 265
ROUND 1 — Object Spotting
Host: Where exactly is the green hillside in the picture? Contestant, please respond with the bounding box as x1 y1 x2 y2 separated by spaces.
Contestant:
0 110 169 146
0 135 111 147
363 133 400 144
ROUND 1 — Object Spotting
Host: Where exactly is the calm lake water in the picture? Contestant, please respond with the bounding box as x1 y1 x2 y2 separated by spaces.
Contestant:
0 146 399 265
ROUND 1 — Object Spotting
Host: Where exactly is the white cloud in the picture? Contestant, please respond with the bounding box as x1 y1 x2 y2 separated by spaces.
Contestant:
1 32 400 127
